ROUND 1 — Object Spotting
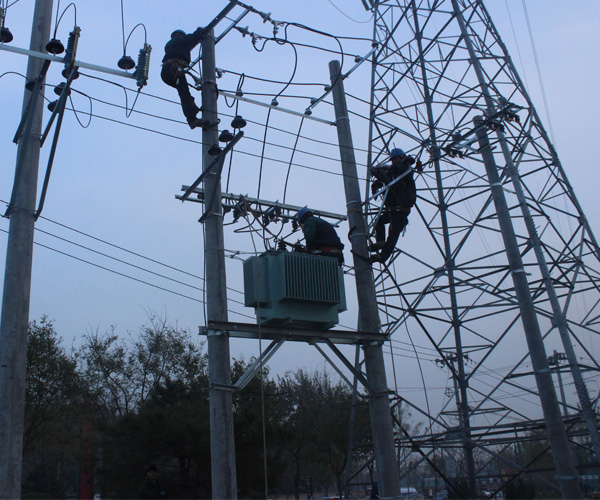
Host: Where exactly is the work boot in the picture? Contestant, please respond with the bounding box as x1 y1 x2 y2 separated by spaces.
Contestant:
187 117 206 129
370 253 384 264
370 241 385 251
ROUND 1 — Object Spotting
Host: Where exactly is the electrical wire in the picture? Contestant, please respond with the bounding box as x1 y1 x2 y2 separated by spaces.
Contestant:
119 0 126 55
74 71 373 166
52 2 77 39
0 225 255 320
326 0 374 24
66 91 92 128
56 101 356 181
521 0 555 144
35 213 245 297
0 71 26 80
67 75 361 171
503 0 529 91
282 116 304 204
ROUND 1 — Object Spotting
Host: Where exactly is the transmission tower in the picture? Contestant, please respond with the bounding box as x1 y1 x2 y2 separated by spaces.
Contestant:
364 0 600 497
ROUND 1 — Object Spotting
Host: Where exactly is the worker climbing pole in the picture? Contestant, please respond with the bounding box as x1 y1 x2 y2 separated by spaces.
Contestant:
161 27 206 129
368 148 420 264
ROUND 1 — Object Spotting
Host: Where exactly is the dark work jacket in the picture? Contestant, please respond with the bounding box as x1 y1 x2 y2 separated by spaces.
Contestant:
162 27 205 64
302 216 344 252
371 158 416 209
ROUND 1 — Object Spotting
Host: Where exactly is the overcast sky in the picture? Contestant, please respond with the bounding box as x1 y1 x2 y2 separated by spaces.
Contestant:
1 1 599 411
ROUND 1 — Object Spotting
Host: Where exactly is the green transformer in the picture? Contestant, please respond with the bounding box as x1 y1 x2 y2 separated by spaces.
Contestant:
243 251 347 329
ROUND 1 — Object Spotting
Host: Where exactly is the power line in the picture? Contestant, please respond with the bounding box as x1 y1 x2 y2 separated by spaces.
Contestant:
0 226 254 320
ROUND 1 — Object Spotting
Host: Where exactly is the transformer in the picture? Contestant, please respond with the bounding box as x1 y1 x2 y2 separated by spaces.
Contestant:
243 251 346 329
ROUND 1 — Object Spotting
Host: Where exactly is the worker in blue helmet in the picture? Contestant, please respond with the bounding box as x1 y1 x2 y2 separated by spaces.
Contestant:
369 148 417 263
162 27 206 129
295 207 344 263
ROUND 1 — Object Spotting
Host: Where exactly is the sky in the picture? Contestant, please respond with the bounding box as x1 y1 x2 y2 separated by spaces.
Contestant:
1 0 599 417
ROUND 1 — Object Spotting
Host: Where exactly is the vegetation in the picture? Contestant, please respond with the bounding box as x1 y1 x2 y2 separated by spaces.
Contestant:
22 315 371 499
27 315 593 499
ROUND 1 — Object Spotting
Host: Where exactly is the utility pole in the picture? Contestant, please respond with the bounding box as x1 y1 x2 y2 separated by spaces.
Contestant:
0 0 53 497
201 30 238 499
329 59 401 500
474 115 582 500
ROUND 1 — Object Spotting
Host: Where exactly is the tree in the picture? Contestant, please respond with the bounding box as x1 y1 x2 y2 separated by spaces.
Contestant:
79 314 211 499
22 316 86 498
276 369 358 499
231 359 287 499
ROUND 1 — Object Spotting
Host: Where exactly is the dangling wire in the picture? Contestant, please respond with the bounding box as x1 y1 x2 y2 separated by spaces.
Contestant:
52 2 77 39
282 116 305 204
255 41 298 201
224 74 246 192
67 90 92 128
123 23 148 55
256 107 272 201
225 99 241 193
78 72 140 118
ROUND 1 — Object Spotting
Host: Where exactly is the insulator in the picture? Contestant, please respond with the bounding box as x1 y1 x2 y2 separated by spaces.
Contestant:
218 129 234 143
0 26 13 44
47 100 58 112
324 85 331 92
237 26 250 37
310 98 318 105
63 27 81 74
354 55 361 63
262 214 269 226
54 82 71 96
46 38 64 54
118 55 136 70
277 240 286 252
271 98 278 107
61 67 79 79
304 108 312 116
25 79 36 91
134 43 152 88
231 115 247 129
236 90 243 97
208 143 222 156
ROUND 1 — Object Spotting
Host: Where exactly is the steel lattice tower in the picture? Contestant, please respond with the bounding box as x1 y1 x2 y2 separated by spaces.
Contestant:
364 0 600 495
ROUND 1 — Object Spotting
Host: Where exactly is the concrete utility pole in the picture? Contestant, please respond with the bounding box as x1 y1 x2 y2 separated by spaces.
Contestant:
0 0 53 497
201 30 238 499
329 59 401 500
474 116 582 500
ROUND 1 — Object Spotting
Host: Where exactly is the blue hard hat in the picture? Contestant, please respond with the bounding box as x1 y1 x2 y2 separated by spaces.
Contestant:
296 206 312 222
171 29 186 38
390 148 405 157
